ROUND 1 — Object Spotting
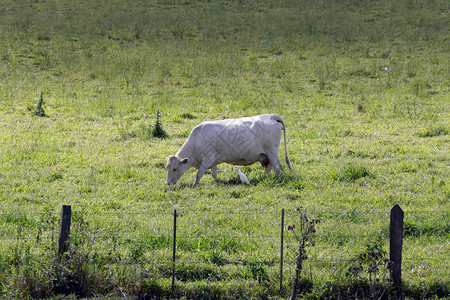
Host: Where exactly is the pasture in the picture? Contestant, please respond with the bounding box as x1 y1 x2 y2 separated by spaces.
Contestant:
0 0 448 298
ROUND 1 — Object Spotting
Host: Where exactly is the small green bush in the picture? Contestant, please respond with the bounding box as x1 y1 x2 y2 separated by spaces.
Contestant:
345 233 393 300
33 92 47 117
152 110 168 139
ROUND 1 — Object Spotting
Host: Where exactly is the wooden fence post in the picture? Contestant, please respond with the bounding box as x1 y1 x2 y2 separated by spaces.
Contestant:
280 208 285 293
172 209 177 294
390 204 404 293
58 205 72 257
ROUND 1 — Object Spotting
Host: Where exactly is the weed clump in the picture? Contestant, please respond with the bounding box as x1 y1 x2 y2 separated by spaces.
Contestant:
287 208 319 300
179 112 196 119
355 97 366 113
33 92 47 117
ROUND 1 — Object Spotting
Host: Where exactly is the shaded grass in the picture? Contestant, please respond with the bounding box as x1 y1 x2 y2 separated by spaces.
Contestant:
330 164 373 182
404 222 449 237
416 125 448 138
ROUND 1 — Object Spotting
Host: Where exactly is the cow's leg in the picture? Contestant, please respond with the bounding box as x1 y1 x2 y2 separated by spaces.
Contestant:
194 170 205 186
264 163 273 174
266 152 282 175
194 161 213 186
259 154 272 174
210 165 218 179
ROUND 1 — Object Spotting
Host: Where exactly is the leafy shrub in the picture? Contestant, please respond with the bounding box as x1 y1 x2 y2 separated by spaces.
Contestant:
245 261 269 284
345 233 393 300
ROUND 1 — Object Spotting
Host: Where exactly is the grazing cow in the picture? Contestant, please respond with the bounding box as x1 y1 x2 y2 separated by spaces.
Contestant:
165 114 293 186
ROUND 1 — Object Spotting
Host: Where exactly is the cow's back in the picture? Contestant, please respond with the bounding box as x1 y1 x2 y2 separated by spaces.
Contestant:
187 115 283 164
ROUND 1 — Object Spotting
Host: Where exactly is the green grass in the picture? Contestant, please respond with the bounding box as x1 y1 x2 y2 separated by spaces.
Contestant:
0 0 449 299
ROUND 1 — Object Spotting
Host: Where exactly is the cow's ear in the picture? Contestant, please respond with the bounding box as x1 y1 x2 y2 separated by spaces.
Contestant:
180 158 189 164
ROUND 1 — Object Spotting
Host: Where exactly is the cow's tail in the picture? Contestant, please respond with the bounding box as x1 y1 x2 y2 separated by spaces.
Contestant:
273 115 293 172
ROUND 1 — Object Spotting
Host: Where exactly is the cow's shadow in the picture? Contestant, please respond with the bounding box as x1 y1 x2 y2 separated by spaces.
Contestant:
163 170 302 188
215 171 302 188
216 176 243 186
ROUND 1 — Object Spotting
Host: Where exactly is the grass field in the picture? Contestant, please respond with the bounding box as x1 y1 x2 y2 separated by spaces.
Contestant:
0 0 449 299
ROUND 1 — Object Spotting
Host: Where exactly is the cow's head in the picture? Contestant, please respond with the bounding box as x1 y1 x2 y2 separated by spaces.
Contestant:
165 155 190 185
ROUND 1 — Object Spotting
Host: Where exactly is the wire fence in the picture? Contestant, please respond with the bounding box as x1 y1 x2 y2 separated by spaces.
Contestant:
0 206 448 290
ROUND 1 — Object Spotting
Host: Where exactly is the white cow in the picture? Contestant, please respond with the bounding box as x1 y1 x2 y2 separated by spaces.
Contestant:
165 114 293 186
